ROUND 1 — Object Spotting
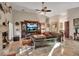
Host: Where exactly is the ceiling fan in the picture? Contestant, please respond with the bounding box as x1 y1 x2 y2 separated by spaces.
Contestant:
35 2 52 13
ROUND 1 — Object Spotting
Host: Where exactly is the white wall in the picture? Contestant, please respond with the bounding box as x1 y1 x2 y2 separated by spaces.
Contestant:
12 10 47 22
49 12 68 34
49 15 60 32
59 12 68 31
67 7 79 39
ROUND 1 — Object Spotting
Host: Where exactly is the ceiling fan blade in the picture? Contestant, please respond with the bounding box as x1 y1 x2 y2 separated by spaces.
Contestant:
35 9 41 11
45 10 52 12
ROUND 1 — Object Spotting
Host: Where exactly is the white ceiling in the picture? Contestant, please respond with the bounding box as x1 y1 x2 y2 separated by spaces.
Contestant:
10 2 79 17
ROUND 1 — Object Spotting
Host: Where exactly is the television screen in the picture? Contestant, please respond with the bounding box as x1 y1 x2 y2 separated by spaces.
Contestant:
26 23 38 33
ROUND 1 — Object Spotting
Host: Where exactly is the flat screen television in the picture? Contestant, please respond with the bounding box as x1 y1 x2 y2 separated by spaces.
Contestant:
26 23 38 33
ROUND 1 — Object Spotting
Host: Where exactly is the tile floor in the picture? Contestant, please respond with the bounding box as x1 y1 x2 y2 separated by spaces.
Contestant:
1 38 79 56
53 39 79 56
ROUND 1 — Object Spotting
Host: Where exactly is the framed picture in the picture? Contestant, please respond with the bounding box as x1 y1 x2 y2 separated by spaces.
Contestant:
73 18 79 26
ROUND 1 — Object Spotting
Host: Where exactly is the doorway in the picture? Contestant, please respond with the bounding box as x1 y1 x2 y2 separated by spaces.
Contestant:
64 21 69 38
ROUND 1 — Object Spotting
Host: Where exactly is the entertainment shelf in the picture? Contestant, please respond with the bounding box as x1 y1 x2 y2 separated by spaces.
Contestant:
21 21 41 38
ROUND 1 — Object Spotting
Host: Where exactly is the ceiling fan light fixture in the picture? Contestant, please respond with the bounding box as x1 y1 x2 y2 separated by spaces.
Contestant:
40 12 45 15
